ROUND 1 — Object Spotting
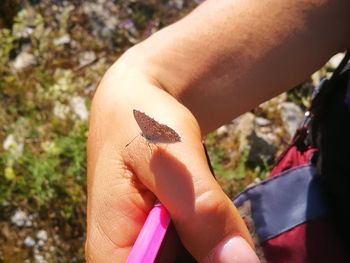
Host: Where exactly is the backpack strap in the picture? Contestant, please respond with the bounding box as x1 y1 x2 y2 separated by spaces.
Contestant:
309 50 350 251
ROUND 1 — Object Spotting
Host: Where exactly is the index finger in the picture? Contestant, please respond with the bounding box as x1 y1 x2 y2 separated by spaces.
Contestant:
123 102 256 262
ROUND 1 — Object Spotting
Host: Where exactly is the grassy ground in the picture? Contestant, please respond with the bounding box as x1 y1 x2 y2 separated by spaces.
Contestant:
0 1 200 261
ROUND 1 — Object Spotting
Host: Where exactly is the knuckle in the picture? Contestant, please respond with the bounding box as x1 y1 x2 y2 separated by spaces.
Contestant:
195 189 228 217
174 188 229 225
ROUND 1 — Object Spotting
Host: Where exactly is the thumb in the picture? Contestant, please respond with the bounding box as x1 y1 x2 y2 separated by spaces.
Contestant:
124 109 259 263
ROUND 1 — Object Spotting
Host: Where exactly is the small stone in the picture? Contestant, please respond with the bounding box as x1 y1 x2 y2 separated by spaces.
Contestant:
70 96 88 121
3 134 15 150
25 215 34 227
255 117 271 127
279 102 304 138
11 210 32 227
259 126 272 134
246 131 276 166
3 134 24 159
254 178 262 184
34 254 47 263
173 0 184 9
79 51 96 66
36 230 48 241
53 34 71 46
216 125 229 137
37 239 45 248
235 112 255 153
24 236 35 248
11 52 36 70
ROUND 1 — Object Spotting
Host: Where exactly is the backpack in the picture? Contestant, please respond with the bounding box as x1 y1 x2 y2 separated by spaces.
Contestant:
233 51 350 262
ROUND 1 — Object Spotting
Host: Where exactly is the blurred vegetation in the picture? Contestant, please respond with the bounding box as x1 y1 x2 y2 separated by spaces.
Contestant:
0 0 198 261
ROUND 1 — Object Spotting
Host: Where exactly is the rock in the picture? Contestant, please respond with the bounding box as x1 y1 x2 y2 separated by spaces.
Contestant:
70 96 88 121
255 117 271 127
36 230 48 241
3 134 15 150
254 177 262 184
247 177 263 188
11 210 33 227
37 239 45 248
34 254 47 263
11 51 36 71
216 125 229 137
2 133 24 159
79 51 96 67
24 236 35 248
246 131 276 167
235 113 255 153
235 112 276 166
171 0 184 9
279 102 304 138
53 34 71 46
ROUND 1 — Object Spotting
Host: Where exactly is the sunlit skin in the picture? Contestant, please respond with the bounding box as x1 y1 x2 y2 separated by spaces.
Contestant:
86 0 350 262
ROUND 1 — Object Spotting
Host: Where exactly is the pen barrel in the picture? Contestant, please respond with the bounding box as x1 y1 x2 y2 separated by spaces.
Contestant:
126 204 171 263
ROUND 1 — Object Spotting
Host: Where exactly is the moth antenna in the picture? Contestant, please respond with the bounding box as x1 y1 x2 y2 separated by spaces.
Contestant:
125 134 140 148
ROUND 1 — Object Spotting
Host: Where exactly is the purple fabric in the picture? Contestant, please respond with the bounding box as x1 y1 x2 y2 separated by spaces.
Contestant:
233 165 328 242
345 71 350 108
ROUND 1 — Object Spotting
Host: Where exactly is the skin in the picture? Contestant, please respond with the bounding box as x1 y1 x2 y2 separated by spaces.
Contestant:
86 0 350 262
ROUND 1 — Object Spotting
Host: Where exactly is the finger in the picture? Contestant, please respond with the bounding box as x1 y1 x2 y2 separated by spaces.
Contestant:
86 149 155 262
123 105 259 262
86 99 158 262
85 70 174 262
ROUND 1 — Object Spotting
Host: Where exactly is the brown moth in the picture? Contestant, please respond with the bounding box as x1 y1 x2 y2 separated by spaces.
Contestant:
126 109 181 147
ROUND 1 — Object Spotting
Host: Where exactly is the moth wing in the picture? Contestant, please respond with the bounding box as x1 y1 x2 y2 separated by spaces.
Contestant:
133 109 158 137
133 109 181 143
161 127 181 143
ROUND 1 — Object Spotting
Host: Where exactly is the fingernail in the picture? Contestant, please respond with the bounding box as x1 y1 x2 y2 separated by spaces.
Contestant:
207 236 260 263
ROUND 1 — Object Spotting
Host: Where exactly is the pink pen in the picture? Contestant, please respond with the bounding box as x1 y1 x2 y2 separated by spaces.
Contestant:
126 203 171 263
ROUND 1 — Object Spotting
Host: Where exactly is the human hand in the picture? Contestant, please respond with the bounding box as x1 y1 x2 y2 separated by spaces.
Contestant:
85 59 259 262
85 0 350 260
